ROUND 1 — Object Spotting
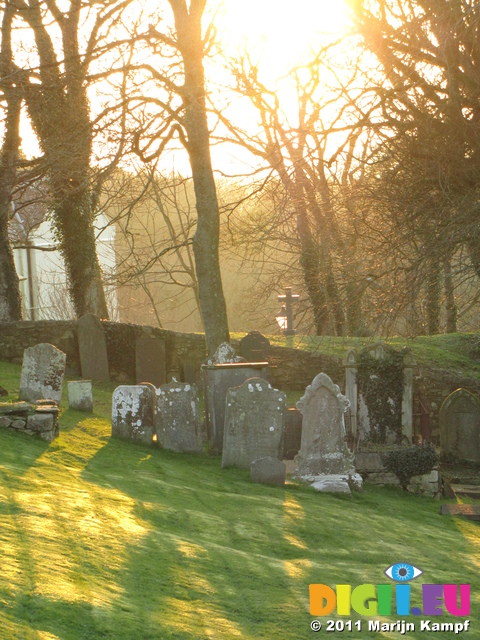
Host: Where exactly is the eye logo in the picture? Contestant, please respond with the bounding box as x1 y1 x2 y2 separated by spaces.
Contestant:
384 563 423 582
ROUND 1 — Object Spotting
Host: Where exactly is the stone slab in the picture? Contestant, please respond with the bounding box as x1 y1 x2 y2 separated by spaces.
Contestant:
222 378 285 469
251 457 286 486
440 504 480 521
311 475 351 494
19 343 66 404
295 373 354 477
283 408 302 460
111 385 155 444
77 314 110 382
155 381 203 453
135 335 166 387
68 380 93 412
202 363 268 454
240 331 270 362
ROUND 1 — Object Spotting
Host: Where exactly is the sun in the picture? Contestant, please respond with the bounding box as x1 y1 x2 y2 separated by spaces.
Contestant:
215 0 350 80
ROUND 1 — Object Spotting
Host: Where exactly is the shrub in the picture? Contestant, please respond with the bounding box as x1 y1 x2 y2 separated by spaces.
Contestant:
385 444 439 489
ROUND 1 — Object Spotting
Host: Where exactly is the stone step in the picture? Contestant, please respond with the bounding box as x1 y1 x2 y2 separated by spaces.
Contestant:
451 484 480 499
440 504 480 521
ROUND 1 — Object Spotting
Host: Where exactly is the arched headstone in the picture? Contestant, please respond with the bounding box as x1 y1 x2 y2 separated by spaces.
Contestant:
295 372 354 477
440 389 480 463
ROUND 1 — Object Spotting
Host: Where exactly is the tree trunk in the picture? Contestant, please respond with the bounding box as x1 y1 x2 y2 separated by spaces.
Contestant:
175 7 229 355
443 258 457 333
0 90 22 322
426 260 441 335
20 0 109 320
296 213 330 334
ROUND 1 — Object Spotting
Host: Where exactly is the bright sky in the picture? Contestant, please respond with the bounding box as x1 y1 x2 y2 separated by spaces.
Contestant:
18 0 351 169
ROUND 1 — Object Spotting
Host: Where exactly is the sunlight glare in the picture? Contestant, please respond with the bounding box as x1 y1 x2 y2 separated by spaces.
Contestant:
217 0 349 80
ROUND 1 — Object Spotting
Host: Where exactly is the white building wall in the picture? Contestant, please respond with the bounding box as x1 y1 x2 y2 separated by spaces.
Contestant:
13 214 117 320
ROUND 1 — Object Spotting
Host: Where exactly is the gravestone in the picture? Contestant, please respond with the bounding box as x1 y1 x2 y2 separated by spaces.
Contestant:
283 407 303 459
207 342 245 364
251 457 286 487
439 389 480 463
222 377 285 469
135 335 166 387
240 331 270 362
77 314 110 382
155 381 203 453
202 362 268 454
182 362 197 384
19 343 66 404
295 373 356 491
68 380 93 412
111 384 155 444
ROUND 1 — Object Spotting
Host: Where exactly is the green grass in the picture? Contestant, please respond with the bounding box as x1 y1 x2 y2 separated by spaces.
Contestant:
0 361 479 639
232 331 480 379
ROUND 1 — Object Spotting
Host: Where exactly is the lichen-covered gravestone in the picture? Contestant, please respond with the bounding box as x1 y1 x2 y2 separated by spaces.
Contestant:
155 381 203 453
440 389 480 463
68 380 93 412
202 343 267 454
222 377 285 469
111 385 155 444
295 372 358 492
77 314 110 381
19 343 66 404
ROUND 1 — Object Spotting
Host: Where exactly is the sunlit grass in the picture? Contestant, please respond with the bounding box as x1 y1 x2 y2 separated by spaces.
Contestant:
0 360 478 639
231 331 480 379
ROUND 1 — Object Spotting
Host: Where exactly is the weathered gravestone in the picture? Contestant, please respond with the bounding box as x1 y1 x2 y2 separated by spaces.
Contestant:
207 342 245 364
240 331 270 362
68 380 93 412
155 381 203 453
251 456 286 486
77 314 110 382
202 362 268 454
19 343 66 404
439 389 480 463
295 372 358 492
111 384 155 444
135 335 166 387
222 377 285 469
283 407 302 459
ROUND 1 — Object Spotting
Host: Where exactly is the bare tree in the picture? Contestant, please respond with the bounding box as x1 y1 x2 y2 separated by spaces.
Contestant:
132 0 229 354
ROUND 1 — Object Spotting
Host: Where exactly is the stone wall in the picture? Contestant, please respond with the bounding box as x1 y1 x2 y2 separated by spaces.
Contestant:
355 451 440 496
0 321 344 390
1 321 478 418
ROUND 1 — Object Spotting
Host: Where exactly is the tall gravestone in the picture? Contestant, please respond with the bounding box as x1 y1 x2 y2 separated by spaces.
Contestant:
77 314 110 381
155 381 203 453
295 372 355 478
111 384 155 444
19 343 66 404
135 335 166 387
202 342 267 454
222 377 285 469
440 389 480 463
240 331 270 362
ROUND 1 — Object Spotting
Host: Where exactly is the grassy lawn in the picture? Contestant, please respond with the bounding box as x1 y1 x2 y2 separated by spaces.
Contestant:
0 362 479 639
